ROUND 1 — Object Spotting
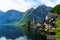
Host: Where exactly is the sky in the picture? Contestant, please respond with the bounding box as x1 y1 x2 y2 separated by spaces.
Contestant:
0 0 60 12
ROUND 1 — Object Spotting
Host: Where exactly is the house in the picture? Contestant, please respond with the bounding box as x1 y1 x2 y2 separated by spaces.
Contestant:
36 23 41 27
44 12 57 29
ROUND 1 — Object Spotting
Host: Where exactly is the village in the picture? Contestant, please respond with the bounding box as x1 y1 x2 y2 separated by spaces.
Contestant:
22 11 60 40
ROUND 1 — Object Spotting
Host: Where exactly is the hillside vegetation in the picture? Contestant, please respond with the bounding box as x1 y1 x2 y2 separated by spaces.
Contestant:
51 4 60 40
51 4 60 13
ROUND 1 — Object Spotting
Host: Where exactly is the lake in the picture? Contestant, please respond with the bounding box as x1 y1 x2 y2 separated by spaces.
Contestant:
0 25 46 40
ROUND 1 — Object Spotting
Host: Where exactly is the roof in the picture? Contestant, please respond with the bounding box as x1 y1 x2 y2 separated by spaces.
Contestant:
36 23 41 26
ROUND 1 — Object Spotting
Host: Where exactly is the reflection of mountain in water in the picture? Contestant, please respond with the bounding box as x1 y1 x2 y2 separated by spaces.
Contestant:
0 25 25 39
0 25 45 40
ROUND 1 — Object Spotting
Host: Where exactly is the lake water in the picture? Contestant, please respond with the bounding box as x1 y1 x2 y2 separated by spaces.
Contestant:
0 36 28 40
0 25 28 40
0 25 45 40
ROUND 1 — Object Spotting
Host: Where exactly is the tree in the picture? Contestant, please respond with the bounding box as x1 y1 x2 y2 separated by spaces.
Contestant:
56 16 60 27
51 4 60 27
51 4 60 13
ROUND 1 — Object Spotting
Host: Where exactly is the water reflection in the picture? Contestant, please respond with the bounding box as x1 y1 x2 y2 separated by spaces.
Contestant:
0 36 28 40
0 25 45 40
0 25 25 39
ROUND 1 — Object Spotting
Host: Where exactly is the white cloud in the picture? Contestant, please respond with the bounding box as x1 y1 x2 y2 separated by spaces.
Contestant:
0 0 60 12
39 0 60 7
0 0 37 12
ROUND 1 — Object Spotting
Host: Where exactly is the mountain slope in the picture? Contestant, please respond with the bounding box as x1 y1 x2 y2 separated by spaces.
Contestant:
0 10 23 24
15 5 52 26
15 8 34 25
30 5 52 23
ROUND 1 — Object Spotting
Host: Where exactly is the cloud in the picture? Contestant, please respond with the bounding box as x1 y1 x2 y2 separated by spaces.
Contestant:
0 0 21 12
39 0 60 7
0 0 60 12
0 0 38 12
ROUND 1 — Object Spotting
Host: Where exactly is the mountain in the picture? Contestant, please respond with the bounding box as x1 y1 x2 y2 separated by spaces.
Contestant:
0 10 23 24
14 8 34 25
30 5 52 23
14 5 52 26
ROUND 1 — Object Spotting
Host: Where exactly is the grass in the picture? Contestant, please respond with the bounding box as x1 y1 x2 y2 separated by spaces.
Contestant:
52 28 60 40
56 16 60 27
